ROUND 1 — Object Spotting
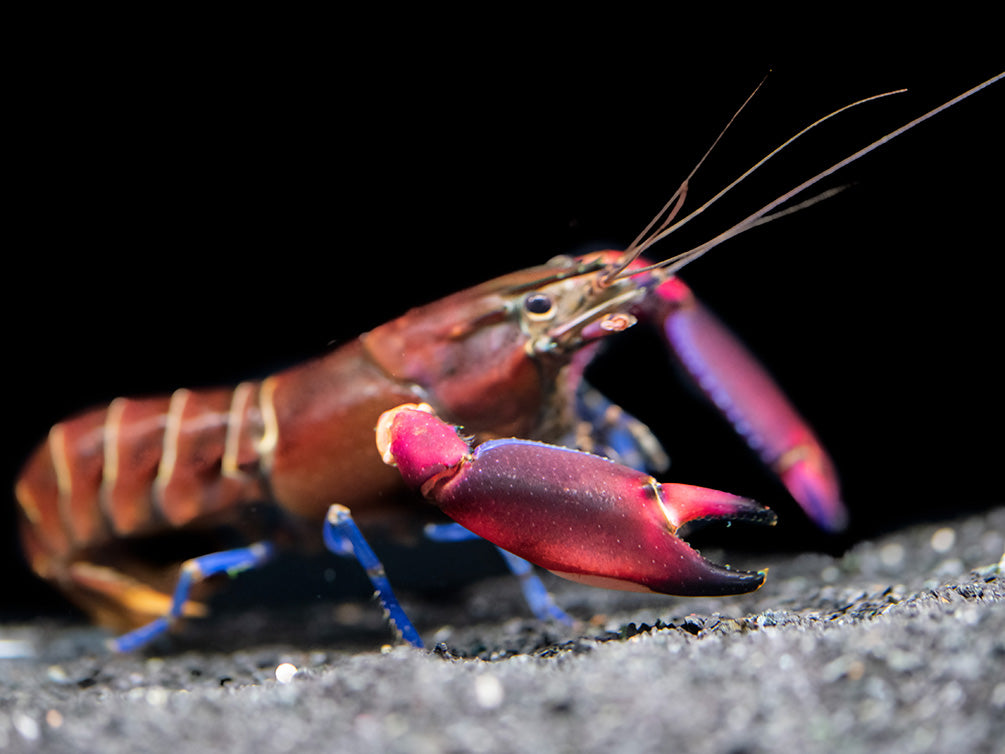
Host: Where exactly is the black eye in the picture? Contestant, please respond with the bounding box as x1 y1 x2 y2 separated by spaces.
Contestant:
524 293 554 316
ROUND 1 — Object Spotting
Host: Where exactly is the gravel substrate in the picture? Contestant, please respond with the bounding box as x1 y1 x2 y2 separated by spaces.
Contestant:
2 507 1003 754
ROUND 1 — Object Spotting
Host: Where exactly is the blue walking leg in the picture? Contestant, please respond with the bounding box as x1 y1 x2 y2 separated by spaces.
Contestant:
572 382 669 473
425 523 572 625
423 522 479 542
494 548 573 625
323 524 355 556
324 504 423 648
110 541 276 652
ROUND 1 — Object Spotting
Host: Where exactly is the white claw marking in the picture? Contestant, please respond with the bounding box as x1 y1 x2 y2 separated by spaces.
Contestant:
375 403 434 466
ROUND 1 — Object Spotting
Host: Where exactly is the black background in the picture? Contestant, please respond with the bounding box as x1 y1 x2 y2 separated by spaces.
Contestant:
5 27 1002 620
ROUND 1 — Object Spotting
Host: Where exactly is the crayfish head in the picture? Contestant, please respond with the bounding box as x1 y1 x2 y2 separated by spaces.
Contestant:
361 252 658 440
511 251 661 357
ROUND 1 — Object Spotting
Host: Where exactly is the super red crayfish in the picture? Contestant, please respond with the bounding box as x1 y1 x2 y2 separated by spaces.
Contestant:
14 73 1002 650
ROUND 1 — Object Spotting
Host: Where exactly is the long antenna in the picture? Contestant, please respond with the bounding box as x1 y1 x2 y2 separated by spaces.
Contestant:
607 72 1003 283
622 72 1003 281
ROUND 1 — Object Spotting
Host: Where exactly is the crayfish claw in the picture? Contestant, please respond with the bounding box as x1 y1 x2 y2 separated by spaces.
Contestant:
658 483 777 530
644 483 776 596
658 548 770 597
380 404 777 600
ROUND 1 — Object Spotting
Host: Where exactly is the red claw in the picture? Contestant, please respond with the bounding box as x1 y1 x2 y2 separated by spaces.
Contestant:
378 405 775 597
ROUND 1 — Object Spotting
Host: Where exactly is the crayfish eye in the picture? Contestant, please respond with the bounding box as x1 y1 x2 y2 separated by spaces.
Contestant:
523 293 555 319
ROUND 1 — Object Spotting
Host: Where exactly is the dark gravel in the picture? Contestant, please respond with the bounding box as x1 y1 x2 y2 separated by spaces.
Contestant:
2 507 1003 753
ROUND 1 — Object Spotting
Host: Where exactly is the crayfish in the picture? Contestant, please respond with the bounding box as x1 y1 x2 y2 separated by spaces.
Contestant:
14 72 1001 650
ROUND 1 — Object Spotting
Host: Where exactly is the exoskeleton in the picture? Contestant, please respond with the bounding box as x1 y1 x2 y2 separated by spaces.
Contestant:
14 72 1001 649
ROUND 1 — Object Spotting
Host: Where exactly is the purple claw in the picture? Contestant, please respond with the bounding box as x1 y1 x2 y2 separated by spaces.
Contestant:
655 277 848 532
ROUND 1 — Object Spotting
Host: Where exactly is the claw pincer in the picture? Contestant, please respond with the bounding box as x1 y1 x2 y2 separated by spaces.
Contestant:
378 404 776 597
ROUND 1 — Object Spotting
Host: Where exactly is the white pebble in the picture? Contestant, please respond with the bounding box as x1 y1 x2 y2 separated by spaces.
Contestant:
880 542 905 568
474 674 504 709
13 713 39 741
275 662 298 684
991 682 1005 709
930 527 956 553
